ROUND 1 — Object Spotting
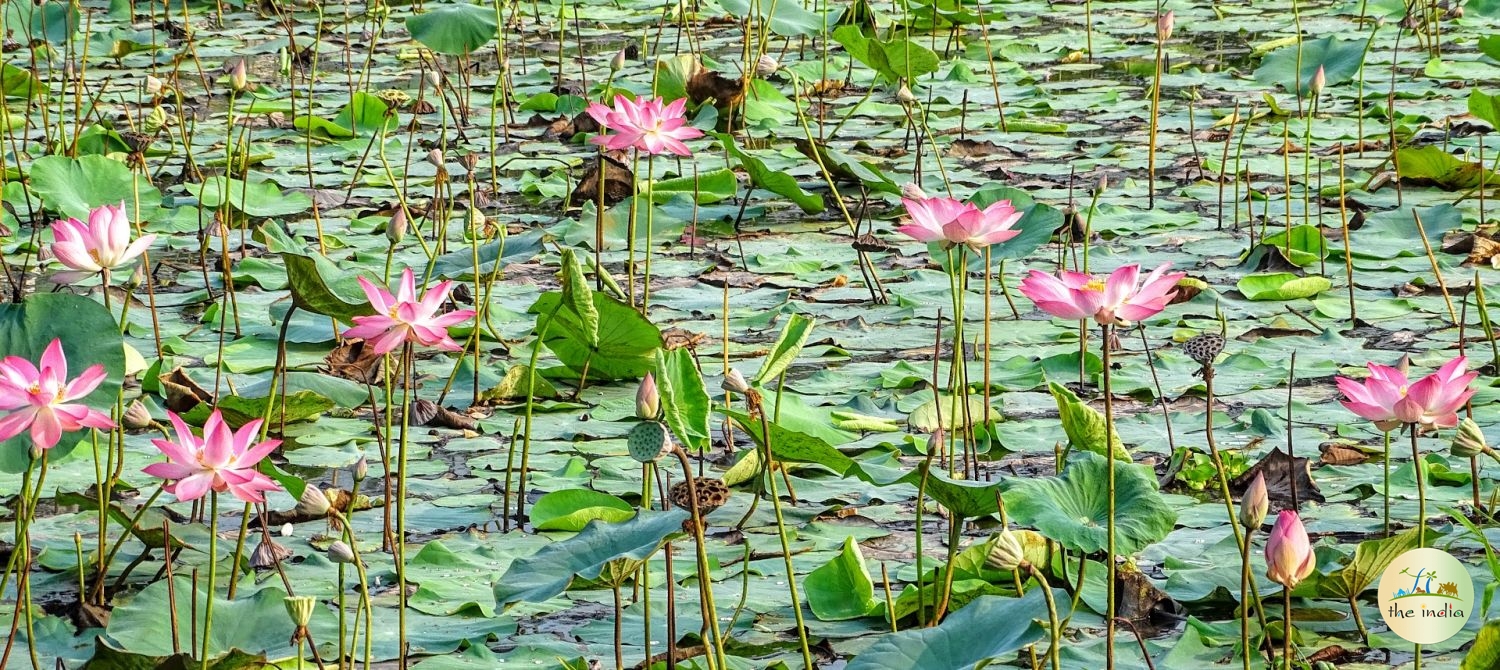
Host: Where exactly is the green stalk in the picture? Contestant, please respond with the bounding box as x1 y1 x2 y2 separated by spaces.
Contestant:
200 491 218 669
756 411 814 670
643 153 656 315
1028 565 1061 670
1101 323 1116 670
395 343 415 667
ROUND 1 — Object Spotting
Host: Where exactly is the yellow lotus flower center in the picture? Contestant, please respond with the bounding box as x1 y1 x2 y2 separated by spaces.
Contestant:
1083 279 1107 292
1399 385 1408 397
27 384 40 395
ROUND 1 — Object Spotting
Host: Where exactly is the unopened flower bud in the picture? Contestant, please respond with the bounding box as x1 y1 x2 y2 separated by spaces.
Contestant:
1240 472 1268 530
901 182 927 200
984 529 1028 571
145 75 163 96
386 209 407 245
1156 10 1174 42
353 455 369 480
610 48 627 72
280 523 294 537
427 148 445 169
636 372 660 420
424 70 441 91
1310 65 1326 97
327 540 357 564
228 60 248 92
721 369 752 395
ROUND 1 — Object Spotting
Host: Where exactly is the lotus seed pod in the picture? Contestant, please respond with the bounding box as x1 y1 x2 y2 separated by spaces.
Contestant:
284 595 316 627
626 420 669 463
1183 332 1225 366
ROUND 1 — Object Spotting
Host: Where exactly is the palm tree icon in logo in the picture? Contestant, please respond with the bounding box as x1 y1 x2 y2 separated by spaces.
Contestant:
1398 567 1436 595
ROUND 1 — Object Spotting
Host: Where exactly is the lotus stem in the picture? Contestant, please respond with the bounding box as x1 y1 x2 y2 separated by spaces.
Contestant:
201 491 218 669
1411 424 1426 547
1028 565 1062 670
1101 323 1116 670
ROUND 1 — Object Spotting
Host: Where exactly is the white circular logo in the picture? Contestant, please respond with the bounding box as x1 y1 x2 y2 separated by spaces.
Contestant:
1377 547 1474 644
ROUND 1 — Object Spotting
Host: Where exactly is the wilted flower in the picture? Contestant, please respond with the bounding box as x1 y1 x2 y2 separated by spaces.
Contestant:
722 369 752 395
1239 472 1268 530
755 54 780 77
296 486 331 517
1265 510 1316 588
122 399 153 430
327 540 357 564
343 268 477 355
251 536 293 569
0 339 114 451
426 148 445 169
142 410 282 503
49 202 157 282
896 84 917 105
586 95 704 157
1019 263 1186 327
636 372 660 420
984 528 1027 571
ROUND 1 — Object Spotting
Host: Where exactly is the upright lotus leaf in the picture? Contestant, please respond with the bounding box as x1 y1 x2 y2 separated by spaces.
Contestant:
1048 382 1129 460
27 154 162 221
0 294 125 472
104 579 299 658
715 133 825 214
80 641 268 670
805 536 880 621
280 252 376 323
1471 89 1500 129
529 289 661 381
1236 272 1331 301
2 1 79 44
725 409 856 476
655 348 711 452
844 589 1066 670
1003 451 1176 555
1321 527 1425 599
558 248 598 349
1465 620 1500 670
832 25 940 82
792 137 901 195
332 92 398 136
755 313 816 385
529 489 636 532
494 509 689 608
1254 36 1370 97
1245 225 1329 268
1 62 42 99
407 2 498 55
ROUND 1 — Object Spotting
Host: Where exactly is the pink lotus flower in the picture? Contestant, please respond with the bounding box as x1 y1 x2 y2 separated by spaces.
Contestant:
49 202 156 282
1337 356 1476 432
1018 263 1186 326
344 268 476 355
144 410 281 503
896 196 1025 250
0 339 113 451
586 95 703 157
1265 510 1316 588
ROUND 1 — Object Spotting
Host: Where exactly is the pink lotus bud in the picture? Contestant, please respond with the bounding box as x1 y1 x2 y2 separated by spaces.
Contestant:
901 182 927 200
1157 11 1174 42
1240 472 1268 530
1265 510 1316 588
1310 65 1326 96
636 372 660 420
